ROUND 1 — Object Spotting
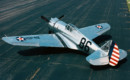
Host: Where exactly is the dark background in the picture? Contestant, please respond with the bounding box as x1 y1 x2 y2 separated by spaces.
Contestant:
0 0 130 80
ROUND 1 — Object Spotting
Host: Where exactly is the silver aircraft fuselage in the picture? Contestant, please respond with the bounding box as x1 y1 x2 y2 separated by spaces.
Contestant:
48 18 106 54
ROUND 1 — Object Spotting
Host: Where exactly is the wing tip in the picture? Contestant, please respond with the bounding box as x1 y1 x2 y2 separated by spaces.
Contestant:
2 37 12 45
103 23 111 29
2 37 6 42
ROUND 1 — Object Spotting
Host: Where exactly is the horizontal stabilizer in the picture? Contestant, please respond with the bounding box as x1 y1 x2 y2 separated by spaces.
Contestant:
119 49 127 60
86 50 109 66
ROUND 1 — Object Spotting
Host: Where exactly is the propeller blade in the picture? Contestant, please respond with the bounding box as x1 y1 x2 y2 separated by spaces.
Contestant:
58 15 64 19
41 16 49 22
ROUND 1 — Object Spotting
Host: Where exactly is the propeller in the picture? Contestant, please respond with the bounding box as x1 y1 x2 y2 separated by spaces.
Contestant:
41 15 64 22
41 16 49 22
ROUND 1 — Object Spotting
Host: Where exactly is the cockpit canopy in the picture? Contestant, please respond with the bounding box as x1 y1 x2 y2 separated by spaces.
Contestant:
65 23 78 32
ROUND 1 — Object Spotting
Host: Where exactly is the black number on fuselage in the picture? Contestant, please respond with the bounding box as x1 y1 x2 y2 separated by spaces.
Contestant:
84 41 92 52
79 38 92 52
79 38 86 48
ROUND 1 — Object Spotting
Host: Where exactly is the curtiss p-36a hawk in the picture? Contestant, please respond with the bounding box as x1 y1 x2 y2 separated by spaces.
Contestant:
2 15 127 66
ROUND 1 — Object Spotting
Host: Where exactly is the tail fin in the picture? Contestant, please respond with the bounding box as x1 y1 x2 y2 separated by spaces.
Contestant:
102 40 127 66
108 41 120 66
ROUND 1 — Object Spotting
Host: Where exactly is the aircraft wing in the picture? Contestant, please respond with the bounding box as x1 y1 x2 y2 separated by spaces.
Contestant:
79 23 110 40
2 34 64 47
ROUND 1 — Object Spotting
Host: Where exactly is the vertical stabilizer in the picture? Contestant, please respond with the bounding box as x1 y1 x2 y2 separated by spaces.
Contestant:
108 41 120 66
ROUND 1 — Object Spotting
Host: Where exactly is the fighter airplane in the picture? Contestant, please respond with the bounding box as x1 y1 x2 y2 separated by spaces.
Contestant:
2 15 127 66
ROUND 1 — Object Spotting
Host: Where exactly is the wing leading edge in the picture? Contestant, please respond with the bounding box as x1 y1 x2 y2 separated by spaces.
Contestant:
79 23 111 40
2 34 64 47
